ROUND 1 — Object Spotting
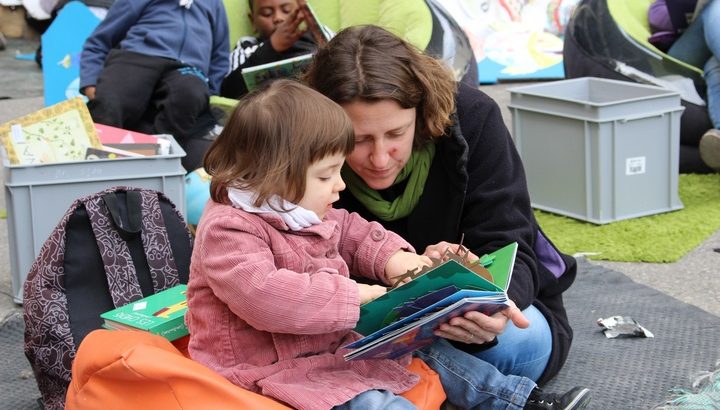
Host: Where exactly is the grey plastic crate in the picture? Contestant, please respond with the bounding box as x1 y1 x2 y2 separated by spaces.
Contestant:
509 77 685 224
2 136 186 303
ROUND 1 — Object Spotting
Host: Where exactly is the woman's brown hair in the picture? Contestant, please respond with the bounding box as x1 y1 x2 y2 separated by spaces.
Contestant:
204 79 355 205
303 25 457 146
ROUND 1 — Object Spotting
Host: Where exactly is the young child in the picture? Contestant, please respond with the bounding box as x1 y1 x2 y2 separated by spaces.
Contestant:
220 0 326 98
186 79 590 410
79 0 229 172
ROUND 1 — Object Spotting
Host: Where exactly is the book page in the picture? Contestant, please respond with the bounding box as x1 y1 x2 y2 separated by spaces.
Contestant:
355 242 518 336
0 97 101 165
241 54 313 92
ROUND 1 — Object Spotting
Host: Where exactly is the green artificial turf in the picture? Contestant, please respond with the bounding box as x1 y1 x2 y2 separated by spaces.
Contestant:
534 173 720 263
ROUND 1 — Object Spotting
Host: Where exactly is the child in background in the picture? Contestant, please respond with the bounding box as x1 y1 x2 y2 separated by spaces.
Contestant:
80 0 229 172
186 79 589 410
220 0 326 98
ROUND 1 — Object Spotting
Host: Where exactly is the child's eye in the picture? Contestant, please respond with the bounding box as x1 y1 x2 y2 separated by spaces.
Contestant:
319 177 331 182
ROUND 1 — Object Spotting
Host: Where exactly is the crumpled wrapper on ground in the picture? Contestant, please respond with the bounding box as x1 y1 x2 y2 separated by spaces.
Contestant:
597 315 654 339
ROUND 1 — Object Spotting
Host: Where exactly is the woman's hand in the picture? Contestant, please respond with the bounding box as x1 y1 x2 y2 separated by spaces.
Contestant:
423 241 479 261
357 284 387 304
269 8 306 52
434 301 529 344
385 251 432 286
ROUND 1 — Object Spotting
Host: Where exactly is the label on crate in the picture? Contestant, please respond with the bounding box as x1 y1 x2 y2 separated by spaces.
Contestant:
626 157 646 176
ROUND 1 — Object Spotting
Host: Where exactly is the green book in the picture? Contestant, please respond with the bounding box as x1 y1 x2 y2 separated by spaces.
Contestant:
100 284 189 341
354 242 518 336
241 53 314 92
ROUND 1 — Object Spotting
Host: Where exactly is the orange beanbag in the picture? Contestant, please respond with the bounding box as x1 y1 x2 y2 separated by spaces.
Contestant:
66 330 445 409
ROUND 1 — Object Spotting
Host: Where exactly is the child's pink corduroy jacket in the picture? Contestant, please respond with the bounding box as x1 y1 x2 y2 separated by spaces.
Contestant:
186 201 419 410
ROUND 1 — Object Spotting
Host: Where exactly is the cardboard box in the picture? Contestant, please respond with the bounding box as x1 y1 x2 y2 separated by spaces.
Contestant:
0 5 27 38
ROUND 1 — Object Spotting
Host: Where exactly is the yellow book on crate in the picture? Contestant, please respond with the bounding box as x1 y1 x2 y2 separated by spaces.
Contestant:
0 97 102 165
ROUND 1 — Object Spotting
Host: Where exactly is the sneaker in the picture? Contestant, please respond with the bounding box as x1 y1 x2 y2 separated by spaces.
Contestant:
699 128 720 171
524 386 591 410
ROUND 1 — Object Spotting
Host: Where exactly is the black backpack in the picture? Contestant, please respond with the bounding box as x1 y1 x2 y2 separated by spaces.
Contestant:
23 187 192 410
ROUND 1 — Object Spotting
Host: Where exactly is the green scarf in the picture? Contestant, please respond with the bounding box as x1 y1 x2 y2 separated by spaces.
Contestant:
342 143 435 221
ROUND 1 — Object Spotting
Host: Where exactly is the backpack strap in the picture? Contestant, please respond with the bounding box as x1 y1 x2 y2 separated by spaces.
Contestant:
85 194 144 307
102 190 143 238
137 190 181 291
84 188 183 305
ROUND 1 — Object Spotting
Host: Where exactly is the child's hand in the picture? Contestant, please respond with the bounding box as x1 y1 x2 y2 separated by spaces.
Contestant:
358 284 387 304
385 251 432 286
423 241 479 262
83 86 96 100
269 8 306 52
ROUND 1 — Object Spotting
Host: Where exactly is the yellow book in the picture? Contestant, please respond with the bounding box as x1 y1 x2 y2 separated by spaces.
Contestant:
0 97 101 165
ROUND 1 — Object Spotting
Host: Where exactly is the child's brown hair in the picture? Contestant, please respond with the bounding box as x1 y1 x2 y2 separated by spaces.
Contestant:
204 79 355 206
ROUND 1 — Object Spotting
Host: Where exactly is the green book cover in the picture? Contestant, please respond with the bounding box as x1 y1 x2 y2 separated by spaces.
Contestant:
355 242 518 336
241 53 313 92
100 284 188 341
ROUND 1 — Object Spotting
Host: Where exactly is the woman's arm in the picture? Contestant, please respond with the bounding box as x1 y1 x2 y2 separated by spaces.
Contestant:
454 84 540 311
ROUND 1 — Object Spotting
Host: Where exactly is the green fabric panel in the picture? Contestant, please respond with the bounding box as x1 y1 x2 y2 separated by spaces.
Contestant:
223 0 247 49
607 0 702 75
221 0 431 51
336 0 381 27
309 0 341 30
375 0 431 50
328 0 431 50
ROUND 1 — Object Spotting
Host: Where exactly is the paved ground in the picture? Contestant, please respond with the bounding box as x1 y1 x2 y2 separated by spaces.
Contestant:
1 37 718 324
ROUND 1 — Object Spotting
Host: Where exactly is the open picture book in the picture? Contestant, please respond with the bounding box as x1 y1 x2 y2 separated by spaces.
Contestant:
241 54 314 92
0 97 102 165
241 0 333 92
343 242 518 361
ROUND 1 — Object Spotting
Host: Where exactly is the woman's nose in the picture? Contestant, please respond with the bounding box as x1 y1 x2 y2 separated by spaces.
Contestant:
370 141 390 167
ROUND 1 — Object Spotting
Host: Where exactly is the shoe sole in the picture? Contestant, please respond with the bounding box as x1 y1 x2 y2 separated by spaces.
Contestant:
699 130 720 171
564 387 591 410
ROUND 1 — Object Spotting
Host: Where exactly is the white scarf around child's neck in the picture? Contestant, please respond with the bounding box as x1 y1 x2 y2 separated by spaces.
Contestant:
227 188 321 231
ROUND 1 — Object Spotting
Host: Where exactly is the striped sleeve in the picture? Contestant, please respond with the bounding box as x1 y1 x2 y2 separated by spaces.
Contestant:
228 36 262 72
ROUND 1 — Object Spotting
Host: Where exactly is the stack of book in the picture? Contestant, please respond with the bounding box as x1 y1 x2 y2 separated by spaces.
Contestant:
92 123 170 159
0 97 170 165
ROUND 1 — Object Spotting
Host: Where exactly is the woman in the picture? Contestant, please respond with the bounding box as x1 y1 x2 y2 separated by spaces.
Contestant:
304 25 577 386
